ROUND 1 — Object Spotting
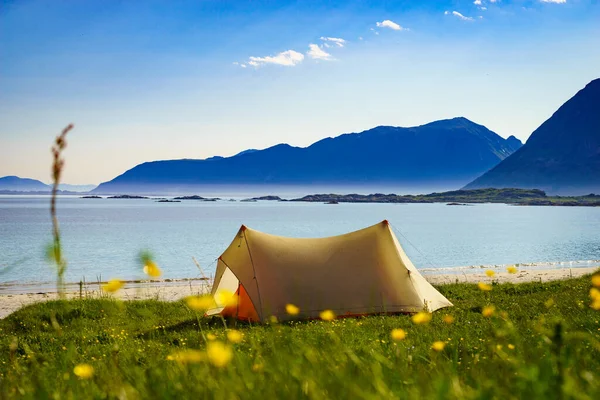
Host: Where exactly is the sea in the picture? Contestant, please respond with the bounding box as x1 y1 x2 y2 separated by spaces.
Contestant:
1 192 599 291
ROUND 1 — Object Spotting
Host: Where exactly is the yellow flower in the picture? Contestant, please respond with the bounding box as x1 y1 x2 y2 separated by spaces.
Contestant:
592 274 600 287
227 330 243 343
591 299 600 310
544 298 555 308
166 349 204 364
73 364 94 379
485 270 495 278
507 266 518 274
319 310 336 321
507 344 515 350
391 328 406 341
185 295 216 311
411 312 432 325
143 261 162 278
286 304 300 315
252 363 264 372
590 288 600 300
443 315 455 324
101 279 124 293
478 282 492 292
206 341 233 368
268 315 279 324
206 333 216 341
215 290 238 307
431 341 446 351
482 305 495 318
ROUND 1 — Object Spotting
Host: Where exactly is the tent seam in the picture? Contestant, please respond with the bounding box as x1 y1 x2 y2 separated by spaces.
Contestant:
243 231 264 321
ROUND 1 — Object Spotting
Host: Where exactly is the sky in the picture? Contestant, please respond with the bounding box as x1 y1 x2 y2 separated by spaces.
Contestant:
1 0 599 184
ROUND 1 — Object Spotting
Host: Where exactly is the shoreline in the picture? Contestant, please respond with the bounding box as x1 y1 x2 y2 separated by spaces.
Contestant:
1 265 597 320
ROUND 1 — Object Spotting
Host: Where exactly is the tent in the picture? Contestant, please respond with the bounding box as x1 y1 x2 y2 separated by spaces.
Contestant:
207 220 452 322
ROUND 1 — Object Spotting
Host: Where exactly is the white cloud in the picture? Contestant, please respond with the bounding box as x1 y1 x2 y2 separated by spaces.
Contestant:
490 0 498 2
376 20 405 31
306 44 333 60
540 0 566 3
320 37 346 47
474 0 482 4
370 28 380 35
481 7 487 10
247 50 305 67
447 11 475 21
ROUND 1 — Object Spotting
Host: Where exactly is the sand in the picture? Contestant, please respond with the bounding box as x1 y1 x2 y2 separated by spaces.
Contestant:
1 267 598 319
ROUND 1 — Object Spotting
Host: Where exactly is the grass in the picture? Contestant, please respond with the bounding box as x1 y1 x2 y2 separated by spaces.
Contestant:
1 275 600 399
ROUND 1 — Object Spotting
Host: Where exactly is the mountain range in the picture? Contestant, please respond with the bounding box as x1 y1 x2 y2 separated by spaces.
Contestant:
0 176 96 193
92 118 522 194
465 78 600 195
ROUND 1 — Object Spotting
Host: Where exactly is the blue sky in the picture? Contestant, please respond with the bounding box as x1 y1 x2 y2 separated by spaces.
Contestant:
1 0 599 184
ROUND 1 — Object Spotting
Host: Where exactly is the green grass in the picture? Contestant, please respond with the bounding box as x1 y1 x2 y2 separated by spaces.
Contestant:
2 276 600 399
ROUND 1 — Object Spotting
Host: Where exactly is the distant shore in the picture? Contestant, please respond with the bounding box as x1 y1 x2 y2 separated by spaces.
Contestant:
4 188 599 206
1 265 597 319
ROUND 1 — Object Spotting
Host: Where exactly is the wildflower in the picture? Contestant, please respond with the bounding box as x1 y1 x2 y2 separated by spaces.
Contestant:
482 305 495 318
166 349 204 364
485 270 495 278
268 315 279 324
591 288 600 300
143 261 162 278
215 290 238 307
591 299 600 311
252 363 264 372
507 266 518 274
507 344 515 350
443 315 455 324
227 330 243 343
319 310 336 321
412 312 432 325
391 328 406 341
73 364 94 379
206 333 216 341
101 279 124 293
185 295 216 311
431 341 446 351
544 298 555 308
592 275 600 288
478 282 492 291
206 341 233 368
286 304 300 315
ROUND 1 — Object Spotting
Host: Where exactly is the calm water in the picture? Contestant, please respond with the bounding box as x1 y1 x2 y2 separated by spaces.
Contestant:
1 195 599 287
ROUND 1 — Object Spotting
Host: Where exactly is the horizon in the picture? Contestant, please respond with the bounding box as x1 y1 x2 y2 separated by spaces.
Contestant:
1 0 599 184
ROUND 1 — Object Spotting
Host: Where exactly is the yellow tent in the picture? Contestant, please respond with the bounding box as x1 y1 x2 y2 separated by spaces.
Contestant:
207 220 452 322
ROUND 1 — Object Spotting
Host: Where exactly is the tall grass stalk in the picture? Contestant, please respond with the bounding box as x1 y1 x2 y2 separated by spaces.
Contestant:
48 124 74 298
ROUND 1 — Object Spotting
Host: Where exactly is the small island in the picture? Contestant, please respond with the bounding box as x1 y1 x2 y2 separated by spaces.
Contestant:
107 195 149 199
156 199 181 203
173 195 220 201
250 195 285 201
80 195 102 199
290 189 600 207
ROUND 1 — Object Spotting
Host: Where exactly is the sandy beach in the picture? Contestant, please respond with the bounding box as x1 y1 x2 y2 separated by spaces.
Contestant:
1 266 597 319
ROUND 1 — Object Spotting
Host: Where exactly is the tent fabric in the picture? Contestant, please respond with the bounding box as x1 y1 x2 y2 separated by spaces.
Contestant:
207 220 452 322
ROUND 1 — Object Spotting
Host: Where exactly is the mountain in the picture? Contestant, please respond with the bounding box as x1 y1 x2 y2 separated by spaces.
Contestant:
465 79 600 195
0 176 97 193
0 176 50 192
93 117 522 194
